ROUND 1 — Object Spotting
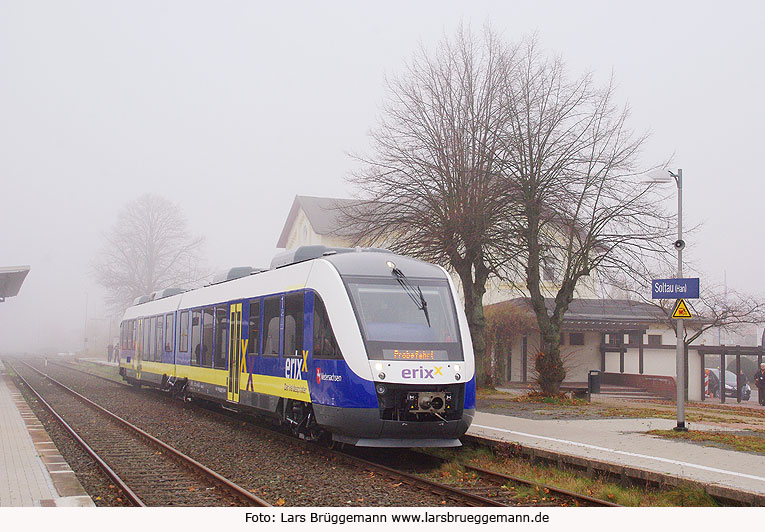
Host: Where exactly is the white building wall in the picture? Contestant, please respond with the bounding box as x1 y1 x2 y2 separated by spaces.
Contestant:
642 350 675 376
505 326 705 399
560 332 600 382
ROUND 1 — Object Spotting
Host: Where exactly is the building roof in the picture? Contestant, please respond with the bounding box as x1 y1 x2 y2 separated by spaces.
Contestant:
276 195 362 248
488 297 706 331
0 265 30 301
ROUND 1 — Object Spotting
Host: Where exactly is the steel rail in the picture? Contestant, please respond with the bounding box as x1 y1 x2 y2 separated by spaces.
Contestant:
460 462 620 507
17 360 271 507
8 361 145 506
42 358 617 507
332 448 505 507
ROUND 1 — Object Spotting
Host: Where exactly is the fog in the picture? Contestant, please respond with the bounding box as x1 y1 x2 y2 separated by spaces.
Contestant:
1 1 763 353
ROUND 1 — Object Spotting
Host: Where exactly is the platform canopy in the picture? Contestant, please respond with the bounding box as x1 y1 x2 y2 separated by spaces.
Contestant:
0 265 30 302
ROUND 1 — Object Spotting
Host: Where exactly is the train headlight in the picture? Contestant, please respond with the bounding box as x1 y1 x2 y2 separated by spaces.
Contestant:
376 383 387 395
378 372 386 380
454 365 461 373
375 363 383 371
455 373 461 381
406 392 418 409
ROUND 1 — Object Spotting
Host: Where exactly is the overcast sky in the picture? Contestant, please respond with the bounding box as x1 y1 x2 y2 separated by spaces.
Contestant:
1 1 763 352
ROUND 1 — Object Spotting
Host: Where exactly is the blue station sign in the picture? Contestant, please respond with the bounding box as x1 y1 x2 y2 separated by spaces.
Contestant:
651 278 700 299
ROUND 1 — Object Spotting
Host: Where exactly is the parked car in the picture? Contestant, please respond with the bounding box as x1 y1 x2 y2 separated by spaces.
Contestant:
707 369 751 400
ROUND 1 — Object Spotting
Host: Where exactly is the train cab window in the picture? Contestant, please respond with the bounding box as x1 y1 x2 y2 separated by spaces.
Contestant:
284 292 304 359
155 316 163 361
214 307 228 369
248 300 261 356
165 314 174 352
191 310 202 365
313 294 341 359
262 296 281 357
179 311 189 352
202 307 214 368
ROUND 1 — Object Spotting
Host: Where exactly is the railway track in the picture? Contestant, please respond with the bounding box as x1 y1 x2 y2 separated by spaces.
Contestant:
36 358 618 507
41 360 501 506
376 448 620 507
9 360 270 507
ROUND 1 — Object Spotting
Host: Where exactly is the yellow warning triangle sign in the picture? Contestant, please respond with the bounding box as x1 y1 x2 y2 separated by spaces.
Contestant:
672 298 693 319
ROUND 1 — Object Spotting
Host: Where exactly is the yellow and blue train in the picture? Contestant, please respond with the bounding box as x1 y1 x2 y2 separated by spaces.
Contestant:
119 246 475 447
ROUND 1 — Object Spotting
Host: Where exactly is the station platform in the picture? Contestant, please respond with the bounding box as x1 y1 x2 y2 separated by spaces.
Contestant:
0 360 94 507
468 410 765 502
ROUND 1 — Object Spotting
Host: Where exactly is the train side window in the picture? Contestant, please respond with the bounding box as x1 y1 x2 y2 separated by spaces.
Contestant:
284 292 304 359
179 311 189 352
313 294 341 360
155 316 163 361
143 318 150 360
202 307 214 368
262 296 281 357
165 314 174 352
213 306 228 369
147 317 154 361
248 300 260 356
191 310 202 365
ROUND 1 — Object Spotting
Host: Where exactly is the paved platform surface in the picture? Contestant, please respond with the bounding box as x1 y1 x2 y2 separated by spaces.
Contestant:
0 360 94 507
468 410 765 496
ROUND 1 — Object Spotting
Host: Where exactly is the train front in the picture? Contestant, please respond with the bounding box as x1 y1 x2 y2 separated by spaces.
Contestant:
308 250 476 447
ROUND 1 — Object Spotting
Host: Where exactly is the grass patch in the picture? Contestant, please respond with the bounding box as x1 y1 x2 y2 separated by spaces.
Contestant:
648 429 765 454
476 387 516 398
505 392 588 406
427 443 717 507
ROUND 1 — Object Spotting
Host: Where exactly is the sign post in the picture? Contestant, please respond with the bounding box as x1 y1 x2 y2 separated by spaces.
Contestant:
652 275 699 432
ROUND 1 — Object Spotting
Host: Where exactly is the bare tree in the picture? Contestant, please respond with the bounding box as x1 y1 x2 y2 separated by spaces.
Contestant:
344 27 515 385
646 288 765 347
93 194 206 313
494 40 675 393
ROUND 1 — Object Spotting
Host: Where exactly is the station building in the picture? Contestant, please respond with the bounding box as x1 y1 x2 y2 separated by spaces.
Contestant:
277 195 759 403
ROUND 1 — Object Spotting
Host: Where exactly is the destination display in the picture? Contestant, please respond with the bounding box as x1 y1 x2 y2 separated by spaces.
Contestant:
382 349 449 361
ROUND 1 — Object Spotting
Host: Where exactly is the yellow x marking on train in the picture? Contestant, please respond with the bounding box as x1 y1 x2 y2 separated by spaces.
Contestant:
302 350 308 373
241 338 249 372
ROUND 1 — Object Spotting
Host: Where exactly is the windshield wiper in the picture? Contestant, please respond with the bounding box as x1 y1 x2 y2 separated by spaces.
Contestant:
391 267 431 327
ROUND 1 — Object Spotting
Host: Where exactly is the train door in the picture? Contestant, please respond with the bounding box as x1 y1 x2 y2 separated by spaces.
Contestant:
227 303 243 402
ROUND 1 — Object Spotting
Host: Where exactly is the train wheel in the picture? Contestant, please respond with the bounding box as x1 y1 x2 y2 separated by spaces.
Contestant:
326 438 344 451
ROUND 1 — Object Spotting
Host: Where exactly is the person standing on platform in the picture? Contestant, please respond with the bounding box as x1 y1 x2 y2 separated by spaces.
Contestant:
755 363 765 406
107 344 114 363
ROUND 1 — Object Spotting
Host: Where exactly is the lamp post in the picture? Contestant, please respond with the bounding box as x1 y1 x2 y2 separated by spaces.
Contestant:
646 168 687 431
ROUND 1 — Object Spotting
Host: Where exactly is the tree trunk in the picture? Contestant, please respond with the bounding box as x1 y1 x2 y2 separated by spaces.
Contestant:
536 329 566 394
457 263 490 388
525 208 567 394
